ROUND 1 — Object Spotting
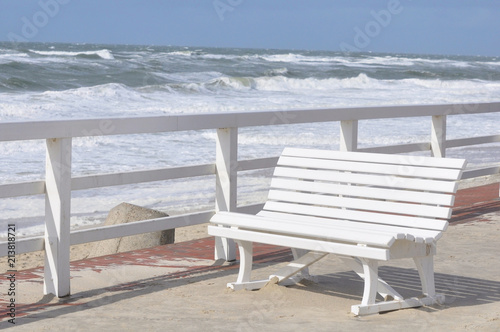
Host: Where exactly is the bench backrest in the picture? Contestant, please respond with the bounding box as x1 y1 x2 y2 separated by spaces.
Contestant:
262 148 467 232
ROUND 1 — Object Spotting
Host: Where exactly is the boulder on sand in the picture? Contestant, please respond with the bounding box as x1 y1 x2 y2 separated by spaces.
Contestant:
88 202 175 258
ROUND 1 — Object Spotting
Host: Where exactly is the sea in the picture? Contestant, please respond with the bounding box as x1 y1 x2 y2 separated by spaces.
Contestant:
1 42 499 238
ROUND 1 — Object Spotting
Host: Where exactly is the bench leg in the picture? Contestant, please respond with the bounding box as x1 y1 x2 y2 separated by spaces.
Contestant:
235 240 252 284
351 255 445 316
340 257 403 301
360 258 378 306
414 256 444 304
227 241 268 291
228 246 327 291
414 256 435 296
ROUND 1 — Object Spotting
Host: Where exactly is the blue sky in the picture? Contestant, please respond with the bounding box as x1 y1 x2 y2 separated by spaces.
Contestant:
1 0 499 56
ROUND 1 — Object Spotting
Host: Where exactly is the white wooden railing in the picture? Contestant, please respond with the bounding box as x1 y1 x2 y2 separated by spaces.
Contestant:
1 102 499 297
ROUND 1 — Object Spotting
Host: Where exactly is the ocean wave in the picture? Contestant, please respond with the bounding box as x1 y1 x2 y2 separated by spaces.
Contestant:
260 53 334 63
252 73 380 91
167 76 257 93
265 67 288 76
168 52 338 64
29 49 115 60
198 74 374 92
158 71 224 83
151 50 486 70
0 76 44 91
484 61 500 67
256 53 488 70
166 73 499 96
0 52 29 63
166 50 200 57
334 55 476 69
398 77 495 89
207 76 257 90
44 82 140 99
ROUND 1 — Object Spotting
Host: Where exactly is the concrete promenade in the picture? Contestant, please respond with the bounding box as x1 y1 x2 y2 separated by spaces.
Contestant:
1 183 499 331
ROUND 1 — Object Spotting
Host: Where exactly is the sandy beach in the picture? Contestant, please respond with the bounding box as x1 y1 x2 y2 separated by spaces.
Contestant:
0 179 499 331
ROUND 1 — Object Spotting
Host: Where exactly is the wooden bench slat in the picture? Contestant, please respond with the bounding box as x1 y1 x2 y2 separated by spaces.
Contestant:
282 147 467 170
208 225 391 261
273 167 458 193
257 212 410 242
270 178 455 206
267 190 452 219
263 201 449 231
278 156 463 181
211 212 396 247
257 211 442 243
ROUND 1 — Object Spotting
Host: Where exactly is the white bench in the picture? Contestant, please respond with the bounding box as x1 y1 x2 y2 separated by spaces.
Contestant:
208 148 467 316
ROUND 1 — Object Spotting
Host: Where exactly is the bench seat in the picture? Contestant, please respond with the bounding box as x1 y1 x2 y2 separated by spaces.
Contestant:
208 148 467 316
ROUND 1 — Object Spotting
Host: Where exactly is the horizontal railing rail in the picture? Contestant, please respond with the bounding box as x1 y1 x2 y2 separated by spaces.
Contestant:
1 103 499 142
0 102 499 298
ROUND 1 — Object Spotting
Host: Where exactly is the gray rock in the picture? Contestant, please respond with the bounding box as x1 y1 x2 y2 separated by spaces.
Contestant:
89 202 174 257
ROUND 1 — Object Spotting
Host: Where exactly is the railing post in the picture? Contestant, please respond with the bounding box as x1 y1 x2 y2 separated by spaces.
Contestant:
214 128 237 261
340 120 358 151
431 115 447 157
44 138 72 297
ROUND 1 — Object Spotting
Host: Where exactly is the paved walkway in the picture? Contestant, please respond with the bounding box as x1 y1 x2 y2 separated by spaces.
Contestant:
1 183 499 331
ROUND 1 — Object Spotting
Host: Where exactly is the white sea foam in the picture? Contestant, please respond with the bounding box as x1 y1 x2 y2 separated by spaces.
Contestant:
29 49 115 59
166 50 199 57
0 52 29 64
265 67 288 76
1 74 499 123
257 53 483 69
60 83 140 99
157 71 223 83
165 51 479 69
